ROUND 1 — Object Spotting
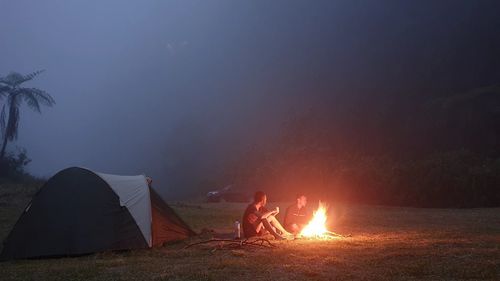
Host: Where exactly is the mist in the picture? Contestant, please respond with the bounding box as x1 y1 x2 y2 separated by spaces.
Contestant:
1 0 499 200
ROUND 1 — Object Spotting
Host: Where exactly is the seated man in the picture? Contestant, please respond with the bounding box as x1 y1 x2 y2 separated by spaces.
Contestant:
284 194 311 234
242 191 293 240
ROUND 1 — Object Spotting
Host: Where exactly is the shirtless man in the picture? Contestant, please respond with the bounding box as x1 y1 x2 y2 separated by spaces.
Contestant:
242 191 293 240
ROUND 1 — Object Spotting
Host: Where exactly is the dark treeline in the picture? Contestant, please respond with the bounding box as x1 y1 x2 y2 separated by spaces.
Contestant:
216 4 500 208
228 84 500 208
160 0 500 207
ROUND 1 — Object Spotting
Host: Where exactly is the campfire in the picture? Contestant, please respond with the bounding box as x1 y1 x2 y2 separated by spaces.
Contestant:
299 201 340 239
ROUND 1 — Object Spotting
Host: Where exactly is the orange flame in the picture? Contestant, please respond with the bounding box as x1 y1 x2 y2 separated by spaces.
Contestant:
300 201 337 239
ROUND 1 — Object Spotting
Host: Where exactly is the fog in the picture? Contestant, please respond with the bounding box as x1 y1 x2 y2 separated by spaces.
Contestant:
1 1 499 199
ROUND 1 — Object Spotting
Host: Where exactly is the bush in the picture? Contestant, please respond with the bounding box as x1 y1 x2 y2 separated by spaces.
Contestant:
232 148 500 208
0 148 38 183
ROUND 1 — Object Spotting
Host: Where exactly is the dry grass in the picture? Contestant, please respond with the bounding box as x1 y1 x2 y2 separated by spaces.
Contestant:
0 184 499 280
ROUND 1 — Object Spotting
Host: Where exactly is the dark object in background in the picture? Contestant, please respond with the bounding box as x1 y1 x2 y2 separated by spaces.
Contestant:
206 185 249 203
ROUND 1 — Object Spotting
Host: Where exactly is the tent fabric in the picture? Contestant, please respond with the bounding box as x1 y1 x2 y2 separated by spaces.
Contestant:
96 172 152 247
0 167 147 260
150 189 196 246
0 167 195 261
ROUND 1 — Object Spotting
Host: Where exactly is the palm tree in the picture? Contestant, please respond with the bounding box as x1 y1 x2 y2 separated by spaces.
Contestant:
0 70 55 160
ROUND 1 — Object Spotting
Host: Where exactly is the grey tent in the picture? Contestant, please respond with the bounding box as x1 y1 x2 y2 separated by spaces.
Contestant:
0 167 195 260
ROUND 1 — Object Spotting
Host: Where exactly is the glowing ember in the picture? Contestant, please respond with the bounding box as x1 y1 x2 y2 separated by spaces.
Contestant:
300 201 338 239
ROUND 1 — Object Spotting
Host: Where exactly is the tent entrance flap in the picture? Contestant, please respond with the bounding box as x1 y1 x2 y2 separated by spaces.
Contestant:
96 172 152 247
150 188 196 246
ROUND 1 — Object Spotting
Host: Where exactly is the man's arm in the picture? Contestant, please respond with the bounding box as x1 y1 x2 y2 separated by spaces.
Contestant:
283 206 293 226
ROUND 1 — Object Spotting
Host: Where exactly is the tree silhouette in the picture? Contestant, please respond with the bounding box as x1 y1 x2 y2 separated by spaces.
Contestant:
0 70 55 160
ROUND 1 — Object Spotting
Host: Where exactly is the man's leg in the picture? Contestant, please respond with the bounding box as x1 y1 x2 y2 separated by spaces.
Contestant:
267 216 292 236
259 219 283 239
255 222 264 234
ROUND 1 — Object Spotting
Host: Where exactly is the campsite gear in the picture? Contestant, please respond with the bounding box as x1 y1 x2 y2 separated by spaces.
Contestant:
234 221 241 239
0 167 195 261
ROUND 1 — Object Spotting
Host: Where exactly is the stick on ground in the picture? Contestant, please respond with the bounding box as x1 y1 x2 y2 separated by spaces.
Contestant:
184 238 276 250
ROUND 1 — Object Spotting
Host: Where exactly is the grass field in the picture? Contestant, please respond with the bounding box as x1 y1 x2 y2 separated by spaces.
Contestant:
0 183 499 280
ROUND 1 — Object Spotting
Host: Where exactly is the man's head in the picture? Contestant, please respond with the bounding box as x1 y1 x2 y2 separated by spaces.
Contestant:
254 191 267 206
296 194 307 208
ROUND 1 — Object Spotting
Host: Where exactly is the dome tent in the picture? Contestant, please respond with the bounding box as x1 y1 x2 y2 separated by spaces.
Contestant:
0 167 195 260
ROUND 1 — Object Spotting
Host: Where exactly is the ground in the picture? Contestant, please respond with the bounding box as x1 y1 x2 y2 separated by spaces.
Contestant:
0 184 499 281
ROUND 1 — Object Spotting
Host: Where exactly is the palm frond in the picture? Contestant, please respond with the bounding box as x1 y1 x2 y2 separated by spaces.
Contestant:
23 93 41 113
0 84 9 94
1 70 45 87
2 72 25 86
23 70 45 81
0 82 12 101
19 87 55 113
